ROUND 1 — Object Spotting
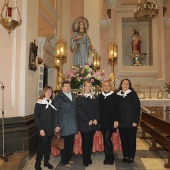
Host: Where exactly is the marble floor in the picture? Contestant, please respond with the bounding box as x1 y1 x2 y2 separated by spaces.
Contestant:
22 137 169 170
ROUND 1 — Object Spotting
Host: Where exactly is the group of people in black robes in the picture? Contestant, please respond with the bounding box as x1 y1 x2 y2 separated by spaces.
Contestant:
34 78 140 170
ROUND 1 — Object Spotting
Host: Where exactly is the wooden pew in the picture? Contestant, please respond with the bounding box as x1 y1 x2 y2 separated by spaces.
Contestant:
140 111 170 168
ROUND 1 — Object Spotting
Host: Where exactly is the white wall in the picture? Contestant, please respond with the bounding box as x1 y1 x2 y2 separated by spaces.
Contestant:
0 0 39 118
20 0 39 116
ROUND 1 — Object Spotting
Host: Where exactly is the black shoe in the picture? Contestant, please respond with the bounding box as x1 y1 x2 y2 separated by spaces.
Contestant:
88 159 92 164
44 162 54 169
108 156 114 165
121 157 128 163
83 157 89 167
127 158 134 164
83 163 89 167
103 158 110 165
103 159 108 165
103 154 110 165
35 163 42 170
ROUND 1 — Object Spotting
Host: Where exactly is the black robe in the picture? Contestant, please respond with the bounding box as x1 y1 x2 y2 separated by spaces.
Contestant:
98 92 119 132
76 95 100 132
117 91 141 127
34 103 55 136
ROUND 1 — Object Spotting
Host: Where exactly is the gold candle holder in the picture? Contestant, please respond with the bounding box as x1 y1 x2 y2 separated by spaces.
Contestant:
149 86 152 99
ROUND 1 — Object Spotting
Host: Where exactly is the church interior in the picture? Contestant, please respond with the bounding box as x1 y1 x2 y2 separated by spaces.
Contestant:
0 0 170 169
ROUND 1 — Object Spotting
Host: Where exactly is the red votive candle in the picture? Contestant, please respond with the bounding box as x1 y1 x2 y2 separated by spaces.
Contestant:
8 7 12 17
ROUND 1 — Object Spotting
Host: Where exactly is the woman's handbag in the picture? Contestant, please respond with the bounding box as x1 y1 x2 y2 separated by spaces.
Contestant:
51 132 64 150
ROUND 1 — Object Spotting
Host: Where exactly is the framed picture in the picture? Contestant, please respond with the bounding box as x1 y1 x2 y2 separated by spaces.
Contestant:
140 91 145 99
157 91 163 99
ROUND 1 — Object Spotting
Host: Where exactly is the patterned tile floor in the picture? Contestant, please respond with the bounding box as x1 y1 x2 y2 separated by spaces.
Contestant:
23 137 169 170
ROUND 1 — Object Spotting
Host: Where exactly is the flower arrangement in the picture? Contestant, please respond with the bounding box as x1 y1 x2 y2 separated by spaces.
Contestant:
66 65 105 89
164 82 170 94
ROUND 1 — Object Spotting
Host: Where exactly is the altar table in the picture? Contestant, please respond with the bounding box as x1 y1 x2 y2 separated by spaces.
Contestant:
51 130 122 156
140 98 170 120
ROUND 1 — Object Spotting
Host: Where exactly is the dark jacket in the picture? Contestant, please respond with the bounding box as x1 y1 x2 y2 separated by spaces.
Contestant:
117 91 141 127
76 95 100 132
34 103 55 136
54 91 78 136
98 92 119 131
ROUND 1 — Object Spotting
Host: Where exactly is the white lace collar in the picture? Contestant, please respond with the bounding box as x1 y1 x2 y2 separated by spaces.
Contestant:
36 98 57 110
117 89 132 98
102 91 114 99
84 93 92 99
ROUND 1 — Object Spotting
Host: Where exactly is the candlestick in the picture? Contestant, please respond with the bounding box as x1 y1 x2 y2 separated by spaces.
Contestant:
149 86 152 99
149 77 153 87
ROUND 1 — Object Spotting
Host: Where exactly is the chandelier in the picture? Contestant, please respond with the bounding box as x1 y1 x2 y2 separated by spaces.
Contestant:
134 0 159 21
0 0 22 36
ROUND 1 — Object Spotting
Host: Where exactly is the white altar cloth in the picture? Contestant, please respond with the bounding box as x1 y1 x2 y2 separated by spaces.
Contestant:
140 98 170 120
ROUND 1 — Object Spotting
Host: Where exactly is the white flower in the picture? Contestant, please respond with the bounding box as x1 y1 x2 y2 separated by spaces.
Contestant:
87 73 92 78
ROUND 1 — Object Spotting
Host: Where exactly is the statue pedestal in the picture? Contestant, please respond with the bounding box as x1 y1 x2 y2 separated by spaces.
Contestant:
132 62 142 66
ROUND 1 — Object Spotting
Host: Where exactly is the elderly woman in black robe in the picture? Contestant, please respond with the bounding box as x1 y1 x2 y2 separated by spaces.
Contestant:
98 80 119 165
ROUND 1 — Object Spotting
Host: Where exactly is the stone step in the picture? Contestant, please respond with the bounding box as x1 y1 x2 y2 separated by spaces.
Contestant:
0 151 29 170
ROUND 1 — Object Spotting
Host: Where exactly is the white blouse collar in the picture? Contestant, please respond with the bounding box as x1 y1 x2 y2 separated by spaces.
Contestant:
84 93 92 99
117 89 132 98
102 90 114 99
36 98 57 110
